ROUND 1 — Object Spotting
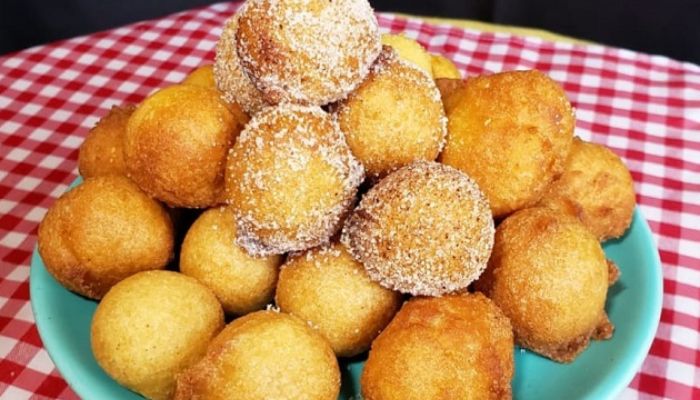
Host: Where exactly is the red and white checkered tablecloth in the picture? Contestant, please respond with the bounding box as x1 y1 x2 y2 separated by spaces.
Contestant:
1 1 699 399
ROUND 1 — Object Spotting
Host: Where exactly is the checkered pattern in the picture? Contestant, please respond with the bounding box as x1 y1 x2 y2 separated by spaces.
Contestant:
1 1 698 398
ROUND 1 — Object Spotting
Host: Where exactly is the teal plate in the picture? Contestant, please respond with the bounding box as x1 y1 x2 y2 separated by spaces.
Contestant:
30 181 662 400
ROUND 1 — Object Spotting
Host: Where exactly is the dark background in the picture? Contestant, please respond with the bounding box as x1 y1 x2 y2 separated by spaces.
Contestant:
1 0 699 64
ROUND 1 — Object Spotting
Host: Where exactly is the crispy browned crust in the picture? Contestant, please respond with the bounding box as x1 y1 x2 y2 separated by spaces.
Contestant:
124 84 244 208
37 176 174 299
361 293 514 400
607 259 621 286
475 207 611 364
538 137 636 241
435 77 464 104
78 104 135 179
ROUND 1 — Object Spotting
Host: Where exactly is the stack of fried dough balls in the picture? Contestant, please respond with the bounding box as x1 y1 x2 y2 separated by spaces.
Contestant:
36 0 643 398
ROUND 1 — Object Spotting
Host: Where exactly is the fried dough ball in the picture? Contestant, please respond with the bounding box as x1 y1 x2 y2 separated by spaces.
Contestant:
235 0 381 105
342 161 494 296
362 293 514 400
226 104 364 256
435 77 464 104
91 271 224 400
538 137 636 241
276 243 402 357
475 207 613 363
430 54 461 79
37 176 173 299
78 105 134 178
183 62 251 123
334 48 446 178
174 311 340 400
182 64 215 89
440 70 575 217
381 34 433 77
125 84 245 208
215 15 270 114
180 206 282 315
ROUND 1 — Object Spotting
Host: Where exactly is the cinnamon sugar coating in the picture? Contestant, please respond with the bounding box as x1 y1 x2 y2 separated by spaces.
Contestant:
226 104 363 256
342 161 494 296
235 0 381 105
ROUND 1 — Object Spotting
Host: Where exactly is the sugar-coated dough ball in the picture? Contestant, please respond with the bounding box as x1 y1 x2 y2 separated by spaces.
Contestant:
440 70 575 217
235 0 381 105
125 84 246 208
475 207 613 363
276 243 402 357
430 54 461 79
538 137 636 241
37 176 173 299
362 293 514 400
78 105 134 179
226 104 364 256
334 48 447 178
381 34 433 77
215 15 270 114
91 271 224 400
181 64 216 89
342 161 494 296
180 206 282 315
174 311 340 400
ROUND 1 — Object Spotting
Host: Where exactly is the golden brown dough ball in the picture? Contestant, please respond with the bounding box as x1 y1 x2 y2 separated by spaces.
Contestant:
78 105 134 178
226 104 364 256
124 84 245 208
174 311 340 400
235 0 381 105
342 161 494 296
91 271 224 400
214 15 270 114
381 34 433 77
475 207 613 363
334 48 446 178
435 77 464 105
180 206 282 315
37 176 173 299
538 137 636 241
362 293 514 400
181 64 216 89
430 54 461 79
276 243 402 357
440 70 575 217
